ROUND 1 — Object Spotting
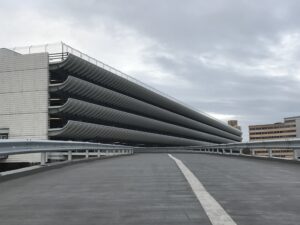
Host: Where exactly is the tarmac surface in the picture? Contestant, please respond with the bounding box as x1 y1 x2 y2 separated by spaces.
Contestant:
0 153 299 225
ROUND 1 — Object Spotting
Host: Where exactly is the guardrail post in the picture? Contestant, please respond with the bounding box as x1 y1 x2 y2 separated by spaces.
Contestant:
229 149 233 155
40 152 47 166
97 150 101 158
85 150 89 158
106 150 109 156
268 149 272 158
251 149 255 156
293 149 299 160
68 151 72 161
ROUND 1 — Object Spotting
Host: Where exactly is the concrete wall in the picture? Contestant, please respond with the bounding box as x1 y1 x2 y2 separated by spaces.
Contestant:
296 118 300 138
0 49 49 163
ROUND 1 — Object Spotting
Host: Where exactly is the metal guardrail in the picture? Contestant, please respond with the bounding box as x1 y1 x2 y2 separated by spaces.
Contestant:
0 140 134 166
197 139 300 149
134 139 300 161
49 52 69 62
189 139 300 161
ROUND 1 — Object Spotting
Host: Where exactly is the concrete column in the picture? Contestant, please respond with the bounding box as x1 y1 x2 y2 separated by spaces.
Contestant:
106 150 109 156
97 150 101 158
40 152 47 166
85 150 89 158
251 149 255 156
68 151 72 161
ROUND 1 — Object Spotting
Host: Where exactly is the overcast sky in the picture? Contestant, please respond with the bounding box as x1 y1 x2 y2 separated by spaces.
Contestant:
1 0 300 140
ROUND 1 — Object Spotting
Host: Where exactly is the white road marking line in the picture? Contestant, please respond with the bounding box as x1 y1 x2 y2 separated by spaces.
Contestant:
168 154 237 225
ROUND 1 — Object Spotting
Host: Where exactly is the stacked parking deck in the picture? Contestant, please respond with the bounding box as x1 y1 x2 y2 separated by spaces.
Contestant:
48 53 242 146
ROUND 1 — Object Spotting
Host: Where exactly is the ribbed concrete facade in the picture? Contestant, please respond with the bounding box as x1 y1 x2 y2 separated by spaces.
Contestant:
0 44 242 161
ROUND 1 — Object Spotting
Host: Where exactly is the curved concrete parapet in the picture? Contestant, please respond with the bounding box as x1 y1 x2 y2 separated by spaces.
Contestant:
49 120 211 146
50 54 241 137
50 98 236 144
50 76 241 142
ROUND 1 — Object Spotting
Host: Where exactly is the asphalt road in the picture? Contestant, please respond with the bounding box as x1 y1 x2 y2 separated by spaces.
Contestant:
0 153 299 225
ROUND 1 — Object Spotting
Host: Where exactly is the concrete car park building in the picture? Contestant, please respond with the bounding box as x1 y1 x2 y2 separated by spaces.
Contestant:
0 43 242 163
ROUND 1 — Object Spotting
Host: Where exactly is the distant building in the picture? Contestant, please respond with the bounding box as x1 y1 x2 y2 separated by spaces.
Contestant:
249 116 300 141
248 116 300 158
228 120 241 131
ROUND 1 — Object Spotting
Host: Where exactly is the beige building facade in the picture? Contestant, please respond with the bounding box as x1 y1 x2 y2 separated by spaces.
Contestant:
249 116 300 157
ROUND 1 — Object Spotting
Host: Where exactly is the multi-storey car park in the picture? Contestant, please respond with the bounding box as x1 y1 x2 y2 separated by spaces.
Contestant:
0 43 242 163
